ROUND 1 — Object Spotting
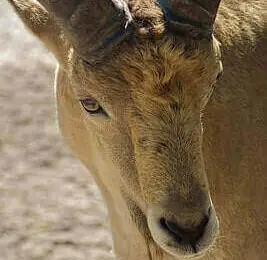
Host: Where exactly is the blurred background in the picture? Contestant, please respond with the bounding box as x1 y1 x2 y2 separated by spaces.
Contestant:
0 2 112 259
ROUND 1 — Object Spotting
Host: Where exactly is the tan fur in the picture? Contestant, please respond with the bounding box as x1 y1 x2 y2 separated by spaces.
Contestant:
8 0 267 259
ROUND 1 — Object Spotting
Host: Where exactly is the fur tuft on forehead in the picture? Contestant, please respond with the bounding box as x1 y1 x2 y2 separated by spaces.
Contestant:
128 0 165 37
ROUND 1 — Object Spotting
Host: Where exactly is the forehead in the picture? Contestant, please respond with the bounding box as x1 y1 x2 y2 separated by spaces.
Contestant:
71 37 220 99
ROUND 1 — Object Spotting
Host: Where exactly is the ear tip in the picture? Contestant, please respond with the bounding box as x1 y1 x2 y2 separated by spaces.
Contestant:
8 0 67 62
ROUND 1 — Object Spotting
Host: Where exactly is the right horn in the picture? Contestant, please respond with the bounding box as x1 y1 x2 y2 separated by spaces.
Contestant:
158 0 222 39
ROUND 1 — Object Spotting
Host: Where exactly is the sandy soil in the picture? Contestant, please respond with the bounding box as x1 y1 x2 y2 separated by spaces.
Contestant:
0 2 113 259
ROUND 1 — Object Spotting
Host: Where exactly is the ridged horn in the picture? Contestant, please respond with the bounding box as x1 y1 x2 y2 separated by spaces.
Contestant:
38 0 133 63
158 0 222 38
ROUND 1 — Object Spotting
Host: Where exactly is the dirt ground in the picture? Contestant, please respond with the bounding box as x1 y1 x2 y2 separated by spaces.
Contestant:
0 2 113 260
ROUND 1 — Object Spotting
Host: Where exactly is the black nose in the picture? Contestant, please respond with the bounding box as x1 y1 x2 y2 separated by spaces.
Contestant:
160 215 209 251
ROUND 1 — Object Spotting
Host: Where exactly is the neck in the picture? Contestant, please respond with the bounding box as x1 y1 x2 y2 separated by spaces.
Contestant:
93 174 174 260
100 183 151 259
107 196 150 259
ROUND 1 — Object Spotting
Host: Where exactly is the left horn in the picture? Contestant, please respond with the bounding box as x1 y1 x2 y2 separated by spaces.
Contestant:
37 0 133 63
158 0 222 39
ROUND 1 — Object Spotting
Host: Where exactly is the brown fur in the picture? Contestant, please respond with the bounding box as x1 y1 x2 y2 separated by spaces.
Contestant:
8 0 267 259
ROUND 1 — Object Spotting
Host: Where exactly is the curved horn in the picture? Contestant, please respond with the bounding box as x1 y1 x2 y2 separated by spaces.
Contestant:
37 0 133 63
158 0 222 39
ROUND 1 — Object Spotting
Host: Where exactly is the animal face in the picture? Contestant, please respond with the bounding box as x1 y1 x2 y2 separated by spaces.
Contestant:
56 36 222 257
9 0 223 258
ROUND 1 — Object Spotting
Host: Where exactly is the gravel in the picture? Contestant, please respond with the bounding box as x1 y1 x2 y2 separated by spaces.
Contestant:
0 2 113 259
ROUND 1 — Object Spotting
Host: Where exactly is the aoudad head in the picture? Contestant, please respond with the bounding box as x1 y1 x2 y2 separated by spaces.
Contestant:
17 0 223 258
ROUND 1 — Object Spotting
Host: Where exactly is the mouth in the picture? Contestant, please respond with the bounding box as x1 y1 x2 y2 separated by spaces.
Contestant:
146 205 219 259
126 194 219 259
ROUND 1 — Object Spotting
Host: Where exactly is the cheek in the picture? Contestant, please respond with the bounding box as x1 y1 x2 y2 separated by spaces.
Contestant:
56 74 99 170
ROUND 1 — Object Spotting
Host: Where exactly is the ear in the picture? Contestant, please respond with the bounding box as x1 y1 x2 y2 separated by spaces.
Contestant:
7 0 69 62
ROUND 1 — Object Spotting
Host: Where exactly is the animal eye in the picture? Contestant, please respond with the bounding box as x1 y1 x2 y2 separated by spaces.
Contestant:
80 98 104 115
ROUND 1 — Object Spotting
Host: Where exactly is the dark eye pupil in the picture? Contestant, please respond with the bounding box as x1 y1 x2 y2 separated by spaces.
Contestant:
84 99 96 107
81 99 100 112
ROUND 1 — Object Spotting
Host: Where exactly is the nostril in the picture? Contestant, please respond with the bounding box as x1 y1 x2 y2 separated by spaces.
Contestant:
160 218 183 242
159 215 209 246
